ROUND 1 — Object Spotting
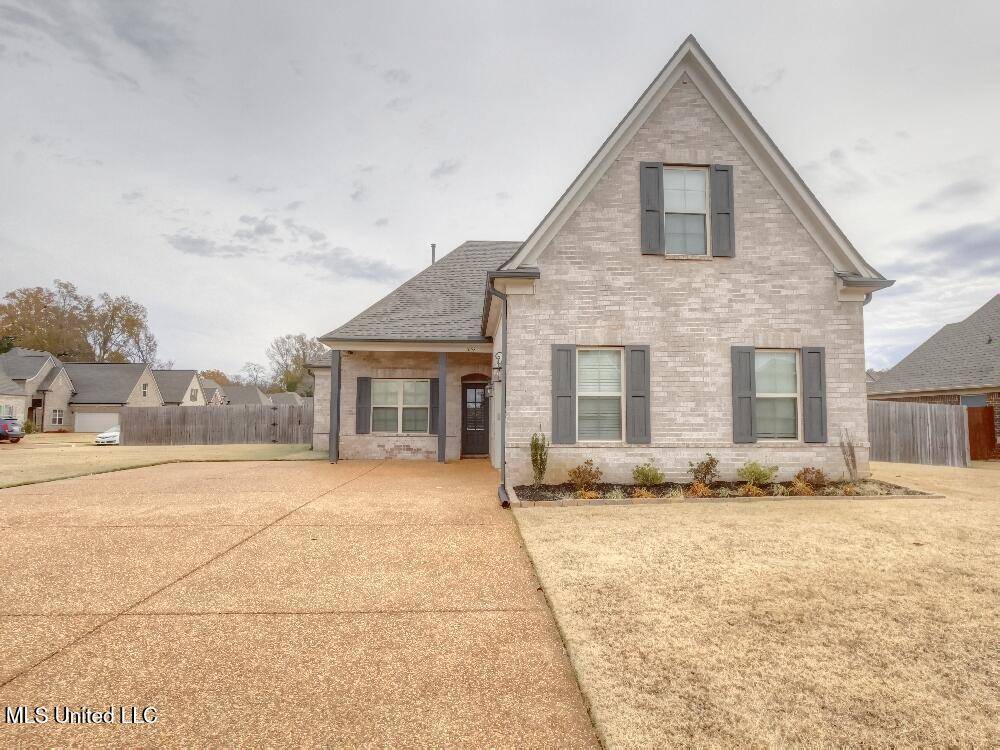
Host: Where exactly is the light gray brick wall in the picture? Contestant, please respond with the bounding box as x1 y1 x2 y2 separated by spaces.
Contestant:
504 78 870 485
312 368 331 452
331 351 492 460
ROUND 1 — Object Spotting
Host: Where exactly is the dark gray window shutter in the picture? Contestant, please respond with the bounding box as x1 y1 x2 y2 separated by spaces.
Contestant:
731 346 756 443
710 164 735 257
625 345 651 444
355 376 371 434
640 162 664 255
551 344 576 444
429 377 440 434
801 347 827 443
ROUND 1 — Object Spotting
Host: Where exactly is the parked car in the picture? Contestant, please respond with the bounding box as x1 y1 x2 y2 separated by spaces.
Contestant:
0 417 24 443
94 425 121 445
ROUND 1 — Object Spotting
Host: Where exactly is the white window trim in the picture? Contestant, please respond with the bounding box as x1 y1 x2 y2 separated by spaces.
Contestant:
754 349 802 441
575 347 625 443
370 378 431 435
141 383 148 397
663 165 711 257
51 409 64 426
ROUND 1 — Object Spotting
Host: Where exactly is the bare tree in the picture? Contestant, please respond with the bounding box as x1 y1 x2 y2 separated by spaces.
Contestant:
239 361 269 388
265 333 327 395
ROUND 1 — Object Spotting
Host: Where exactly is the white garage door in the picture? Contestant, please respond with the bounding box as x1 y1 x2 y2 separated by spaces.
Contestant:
74 412 119 433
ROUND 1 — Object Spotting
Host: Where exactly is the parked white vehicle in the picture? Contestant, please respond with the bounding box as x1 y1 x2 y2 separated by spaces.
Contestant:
94 425 121 445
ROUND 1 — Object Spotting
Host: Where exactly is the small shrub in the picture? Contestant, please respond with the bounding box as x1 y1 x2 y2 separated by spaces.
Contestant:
715 487 732 498
794 466 829 489
770 483 789 496
575 489 600 500
567 459 602 491
738 483 766 497
790 479 814 496
631 486 655 499
856 481 887 496
688 481 713 498
688 453 720 485
666 487 685 499
530 431 549 485
23 419 36 434
840 483 859 496
737 461 779 487
606 486 626 500
632 462 665 487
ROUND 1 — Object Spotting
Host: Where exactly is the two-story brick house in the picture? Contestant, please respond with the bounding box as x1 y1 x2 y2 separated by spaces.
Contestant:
310 36 892 501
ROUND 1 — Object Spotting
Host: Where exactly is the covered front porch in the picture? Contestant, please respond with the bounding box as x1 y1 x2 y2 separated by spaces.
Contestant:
322 343 500 466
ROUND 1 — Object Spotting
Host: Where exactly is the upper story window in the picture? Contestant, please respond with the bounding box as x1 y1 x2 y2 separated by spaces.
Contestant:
141 383 148 397
577 348 623 441
371 379 430 434
754 351 799 439
663 167 708 255
190 388 199 402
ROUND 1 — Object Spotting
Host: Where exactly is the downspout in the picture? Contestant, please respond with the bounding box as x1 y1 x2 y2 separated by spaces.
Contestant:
487 283 510 508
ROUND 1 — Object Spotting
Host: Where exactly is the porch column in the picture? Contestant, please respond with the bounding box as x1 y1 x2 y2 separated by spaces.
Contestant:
328 351 341 463
437 352 447 462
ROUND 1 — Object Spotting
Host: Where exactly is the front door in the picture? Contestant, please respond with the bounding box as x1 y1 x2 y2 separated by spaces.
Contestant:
461 383 489 456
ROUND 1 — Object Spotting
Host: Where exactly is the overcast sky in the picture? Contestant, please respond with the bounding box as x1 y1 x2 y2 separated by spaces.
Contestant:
2 1 998 373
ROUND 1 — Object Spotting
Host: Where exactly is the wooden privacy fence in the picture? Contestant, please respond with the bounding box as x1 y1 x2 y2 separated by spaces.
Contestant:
868 400 969 467
120 404 313 446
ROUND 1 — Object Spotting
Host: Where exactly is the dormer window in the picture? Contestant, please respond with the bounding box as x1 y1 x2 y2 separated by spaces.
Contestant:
663 167 708 255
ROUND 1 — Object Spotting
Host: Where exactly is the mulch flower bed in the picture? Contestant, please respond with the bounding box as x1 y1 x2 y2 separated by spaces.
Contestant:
514 479 926 502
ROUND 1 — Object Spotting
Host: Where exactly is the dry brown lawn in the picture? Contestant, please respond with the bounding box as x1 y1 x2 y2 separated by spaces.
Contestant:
515 462 999 748
0 434 318 488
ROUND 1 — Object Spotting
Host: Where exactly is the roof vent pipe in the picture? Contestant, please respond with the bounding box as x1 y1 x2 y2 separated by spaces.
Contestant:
431 243 436 265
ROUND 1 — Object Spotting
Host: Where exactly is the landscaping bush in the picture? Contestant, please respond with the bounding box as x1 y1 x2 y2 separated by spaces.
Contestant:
790 479 814 496
630 486 655 499
530 431 549 485
688 481 713 498
840 483 859 496
715 487 732 498
23 419 36 434
688 453 720 485
736 461 778 487
632 462 665 487
738 483 766 497
666 487 684 499
575 489 600 500
606 486 626 500
795 466 829 489
567 459 602 491
770 483 789 496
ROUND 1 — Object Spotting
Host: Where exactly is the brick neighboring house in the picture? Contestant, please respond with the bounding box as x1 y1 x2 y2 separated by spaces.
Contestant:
0 347 75 430
868 294 1000 442
153 369 206 406
62 362 163 432
310 36 892 497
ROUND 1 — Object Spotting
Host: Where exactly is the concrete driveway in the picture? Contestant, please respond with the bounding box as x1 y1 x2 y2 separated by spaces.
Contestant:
0 460 598 748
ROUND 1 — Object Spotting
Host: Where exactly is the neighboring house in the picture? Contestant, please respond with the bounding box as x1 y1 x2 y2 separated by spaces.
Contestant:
62 362 163 432
0 347 76 430
221 385 272 406
270 391 304 406
153 369 206 406
199 378 226 405
868 294 1000 442
0 364 25 419
310 36 892 494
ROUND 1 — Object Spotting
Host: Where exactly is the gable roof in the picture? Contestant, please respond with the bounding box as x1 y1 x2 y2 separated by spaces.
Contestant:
63 363 150 404
222 384 271 405
152 369 199 404
868 295 1000 395
501 35 887 288
320 241 521 343
37 365 71 392
0 363 22 396
270 391 303 406
0 351 51 381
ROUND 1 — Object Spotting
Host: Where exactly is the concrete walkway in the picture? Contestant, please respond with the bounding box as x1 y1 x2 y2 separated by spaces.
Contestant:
0 460 598 748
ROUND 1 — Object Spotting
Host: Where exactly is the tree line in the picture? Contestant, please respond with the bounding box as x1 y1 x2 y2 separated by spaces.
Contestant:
1 280 328 396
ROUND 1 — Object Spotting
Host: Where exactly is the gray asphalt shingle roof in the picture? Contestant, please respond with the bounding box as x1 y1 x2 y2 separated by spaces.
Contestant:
0 352 50 380
868 294 1000 395
0 363 22 396
270 391 303 406
222 385 271 405
322 241 522 342
153 370 198 404
63 363 148 404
